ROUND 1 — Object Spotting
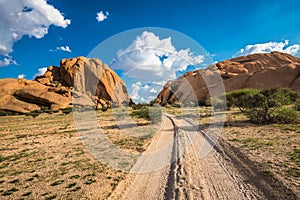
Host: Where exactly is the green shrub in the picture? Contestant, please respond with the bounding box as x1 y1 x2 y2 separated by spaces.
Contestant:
245 108 270 124
149 106 162 123
130 106 162 124
226 88 260 111
131 107 150 120
272 108 298 123
131 103 148 110
227 88 299 124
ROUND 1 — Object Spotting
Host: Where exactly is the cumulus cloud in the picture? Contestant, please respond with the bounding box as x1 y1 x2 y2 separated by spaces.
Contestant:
235 40 300 57
111 31 204 102
33 67 47 78
0 0 71 65
56 45 72 53
18 74 26 79
131 81 164 103
112 31 204 82
96 11 109 22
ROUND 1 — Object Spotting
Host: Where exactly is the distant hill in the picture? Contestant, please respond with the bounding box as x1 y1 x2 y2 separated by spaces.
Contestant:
0 57 131 114
157 51 300 105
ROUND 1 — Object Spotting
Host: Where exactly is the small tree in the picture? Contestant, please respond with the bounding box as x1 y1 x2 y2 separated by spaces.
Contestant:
227 88 299 124
226 88 259 112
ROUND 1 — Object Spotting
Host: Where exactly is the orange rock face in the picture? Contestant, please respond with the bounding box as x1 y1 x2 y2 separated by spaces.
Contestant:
0 78 70 113
0 57 130 113
59 57 130 106
157 52 300 105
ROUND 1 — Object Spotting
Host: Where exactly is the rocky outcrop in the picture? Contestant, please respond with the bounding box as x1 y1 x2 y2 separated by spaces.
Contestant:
157 52 300 105
0 57 131 114
0 78 70 113
58 57 130 107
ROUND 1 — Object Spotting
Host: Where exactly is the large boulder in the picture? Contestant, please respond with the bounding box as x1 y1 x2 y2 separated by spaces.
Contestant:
157 52 300 105
59 56 130 106
0 57 131 114
0 79 71 113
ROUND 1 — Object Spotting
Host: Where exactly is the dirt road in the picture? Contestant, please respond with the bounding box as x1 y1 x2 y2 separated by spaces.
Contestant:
109 114 295 200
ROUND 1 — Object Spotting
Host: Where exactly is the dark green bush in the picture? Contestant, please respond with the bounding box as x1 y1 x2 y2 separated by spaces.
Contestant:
272 108 298 123
130 106 162 124
226 88 259 111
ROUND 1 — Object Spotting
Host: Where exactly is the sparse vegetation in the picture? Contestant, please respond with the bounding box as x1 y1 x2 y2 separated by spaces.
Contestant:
288 148 300 164
2 187 18 196
45 194 57 200
223 108 300 193
22 191 32 196
84 178 96 185
9 178 19 184
66 182 76 188
0 85 298 199
70 186 81 192
70 174 80 179
287 167 300 177
50 180 64 186
0 109 153 199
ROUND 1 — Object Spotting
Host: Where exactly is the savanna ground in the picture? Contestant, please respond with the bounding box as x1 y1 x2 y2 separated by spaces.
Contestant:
0 106 299 199
0 109 160 199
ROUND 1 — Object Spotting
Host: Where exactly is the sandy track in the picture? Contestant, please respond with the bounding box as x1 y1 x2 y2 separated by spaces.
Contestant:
110 114 267 200
109 115 173 200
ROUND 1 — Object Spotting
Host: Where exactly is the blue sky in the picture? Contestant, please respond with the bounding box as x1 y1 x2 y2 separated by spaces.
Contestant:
1 0 300 102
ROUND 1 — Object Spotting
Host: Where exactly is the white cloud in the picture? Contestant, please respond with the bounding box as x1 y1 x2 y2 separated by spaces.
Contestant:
130 81 171 103
235 40 300 57
112 31 204 82
149 88 158 93
96 11 109 22
0 0 71 65
18 74 26 79
33 67 47 78
111 31 204 102
0 56 17 66
56 45 71 53
131 82 162 103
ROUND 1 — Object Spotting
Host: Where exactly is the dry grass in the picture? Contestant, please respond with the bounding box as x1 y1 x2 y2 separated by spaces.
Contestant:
1 105 298 198
223 108 300 194
0 108 160 199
